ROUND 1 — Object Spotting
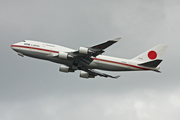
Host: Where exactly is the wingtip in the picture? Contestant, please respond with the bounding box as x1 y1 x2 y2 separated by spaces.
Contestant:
113 75 120 79
112 37 121 42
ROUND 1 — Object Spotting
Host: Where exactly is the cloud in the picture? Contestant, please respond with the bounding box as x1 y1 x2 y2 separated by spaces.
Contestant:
1 88 180 120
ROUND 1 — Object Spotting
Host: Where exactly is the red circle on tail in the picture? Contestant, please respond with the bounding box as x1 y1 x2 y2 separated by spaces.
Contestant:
148 51 157 60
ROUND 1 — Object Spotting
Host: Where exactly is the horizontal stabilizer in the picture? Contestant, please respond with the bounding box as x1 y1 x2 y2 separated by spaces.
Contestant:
112 75 121 79
153 70 161 73
138 59 163 68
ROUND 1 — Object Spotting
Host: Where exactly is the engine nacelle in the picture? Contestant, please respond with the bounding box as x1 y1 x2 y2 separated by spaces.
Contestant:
79 47 90 54
59 65 74 73
58 52 68 59
80 71 95 78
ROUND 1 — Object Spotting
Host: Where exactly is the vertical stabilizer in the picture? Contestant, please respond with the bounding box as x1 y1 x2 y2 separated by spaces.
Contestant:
132 44 168 63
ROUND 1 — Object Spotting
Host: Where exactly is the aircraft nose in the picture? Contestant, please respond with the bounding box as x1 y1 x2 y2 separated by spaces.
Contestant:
11 44 16 50
11 42 20 51
11 44 14 50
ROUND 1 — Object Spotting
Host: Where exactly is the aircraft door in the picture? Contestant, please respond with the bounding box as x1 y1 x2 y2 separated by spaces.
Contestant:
44 44 52 56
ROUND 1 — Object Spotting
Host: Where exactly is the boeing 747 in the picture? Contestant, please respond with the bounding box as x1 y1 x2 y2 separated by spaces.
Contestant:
11 38 168 79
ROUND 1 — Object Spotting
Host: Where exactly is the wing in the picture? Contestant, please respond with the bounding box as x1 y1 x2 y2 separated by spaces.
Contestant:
70 37 121 58
83 69 120 79
63 37 121 65
91 37 121 50
89 37 121 56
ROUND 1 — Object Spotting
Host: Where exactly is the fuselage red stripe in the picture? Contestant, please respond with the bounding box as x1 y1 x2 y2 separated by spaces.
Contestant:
93 58 150 70
11 45 59 53
11 45 150 70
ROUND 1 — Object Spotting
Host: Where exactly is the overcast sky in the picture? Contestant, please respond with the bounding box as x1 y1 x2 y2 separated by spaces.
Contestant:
0 0 180 120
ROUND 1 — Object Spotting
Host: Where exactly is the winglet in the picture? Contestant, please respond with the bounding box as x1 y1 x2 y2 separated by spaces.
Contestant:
111 37 121 42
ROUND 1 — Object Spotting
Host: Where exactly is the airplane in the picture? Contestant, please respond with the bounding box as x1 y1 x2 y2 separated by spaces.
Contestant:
11 38 168 79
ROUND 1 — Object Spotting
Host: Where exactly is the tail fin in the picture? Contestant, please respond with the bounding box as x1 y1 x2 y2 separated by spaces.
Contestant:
132 44 168 65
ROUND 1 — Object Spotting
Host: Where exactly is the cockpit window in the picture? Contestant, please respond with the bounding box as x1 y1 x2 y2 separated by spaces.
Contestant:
24 43 30 46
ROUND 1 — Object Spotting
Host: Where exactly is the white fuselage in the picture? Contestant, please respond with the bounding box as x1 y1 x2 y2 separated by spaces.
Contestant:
11 40 154 72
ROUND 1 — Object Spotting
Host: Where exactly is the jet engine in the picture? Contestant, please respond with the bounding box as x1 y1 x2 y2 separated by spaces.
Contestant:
79 47 92 54
58 52 68 59
58 52 73 59
59 65 74 73
80 71 95 78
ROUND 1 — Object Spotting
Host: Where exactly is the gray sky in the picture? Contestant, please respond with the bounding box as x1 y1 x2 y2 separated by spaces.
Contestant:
0 0 180 120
